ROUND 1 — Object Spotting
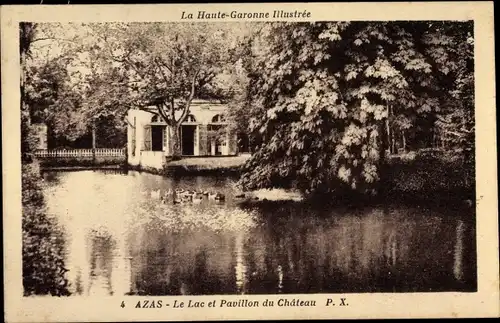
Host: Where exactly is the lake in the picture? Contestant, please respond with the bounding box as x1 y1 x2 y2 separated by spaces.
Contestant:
41 169 476 296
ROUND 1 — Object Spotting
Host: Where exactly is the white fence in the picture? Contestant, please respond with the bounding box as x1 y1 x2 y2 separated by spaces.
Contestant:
34 148 125 158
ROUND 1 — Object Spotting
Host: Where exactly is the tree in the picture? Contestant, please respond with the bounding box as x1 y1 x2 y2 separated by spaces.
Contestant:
237 21 474 196
20 22 38 162
430 22 474 157
23 23 96 146
81 22 244 159
20 22 70 296
25 22 255 154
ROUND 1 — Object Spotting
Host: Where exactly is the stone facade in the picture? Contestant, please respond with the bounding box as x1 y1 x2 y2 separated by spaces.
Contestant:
127 100 238 170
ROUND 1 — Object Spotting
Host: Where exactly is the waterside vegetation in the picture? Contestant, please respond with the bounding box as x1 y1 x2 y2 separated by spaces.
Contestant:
20 21 475 295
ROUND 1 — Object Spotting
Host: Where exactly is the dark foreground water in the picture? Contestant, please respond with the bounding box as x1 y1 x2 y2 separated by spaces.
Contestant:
41 170 476 295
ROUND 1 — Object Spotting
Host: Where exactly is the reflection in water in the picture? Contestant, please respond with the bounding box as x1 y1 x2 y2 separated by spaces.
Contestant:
235 234 247 294
42 170 477 295
88 233 114 296
454 220 465 282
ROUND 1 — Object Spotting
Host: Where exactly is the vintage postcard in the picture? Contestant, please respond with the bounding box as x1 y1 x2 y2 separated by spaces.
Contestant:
2 1 498 321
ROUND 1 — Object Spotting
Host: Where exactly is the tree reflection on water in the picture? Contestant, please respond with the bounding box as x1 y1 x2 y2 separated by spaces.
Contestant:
42 170 476 296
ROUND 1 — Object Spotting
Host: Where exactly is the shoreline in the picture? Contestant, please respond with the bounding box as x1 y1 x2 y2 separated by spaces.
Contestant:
39 157 475 208
40 164 125 172
236 188 475 212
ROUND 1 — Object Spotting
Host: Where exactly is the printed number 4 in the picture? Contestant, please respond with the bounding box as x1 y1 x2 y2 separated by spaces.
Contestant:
121 301 125 308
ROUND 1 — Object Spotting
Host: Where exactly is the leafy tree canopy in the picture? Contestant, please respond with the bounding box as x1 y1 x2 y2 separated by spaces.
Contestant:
236 21 473 195
25 22 253 154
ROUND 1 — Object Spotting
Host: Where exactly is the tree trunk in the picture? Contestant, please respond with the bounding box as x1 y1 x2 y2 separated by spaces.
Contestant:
91 122 96 164
92 124 96 149
169 125 182 160
402 130 406 152
386 105 392 154
377 119 389 196
379 120 388 164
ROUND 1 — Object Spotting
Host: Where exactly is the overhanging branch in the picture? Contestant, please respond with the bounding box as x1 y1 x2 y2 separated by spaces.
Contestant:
137 106 159 114
154 58 170 86
156 102 173 125
177 69 201 124
155 57 173 74
31 37 77 44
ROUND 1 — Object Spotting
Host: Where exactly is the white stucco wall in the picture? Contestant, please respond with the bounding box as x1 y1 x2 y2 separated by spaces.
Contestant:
138 151 165 169
127 109 153 167
187 102 227 124
127 100 234 169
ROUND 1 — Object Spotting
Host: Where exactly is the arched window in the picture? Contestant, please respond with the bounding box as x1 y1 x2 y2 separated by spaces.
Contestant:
185 114 197 122
211 114 226 123
151 114 161 123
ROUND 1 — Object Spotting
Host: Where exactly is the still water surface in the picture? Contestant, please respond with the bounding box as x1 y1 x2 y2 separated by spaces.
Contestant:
41 170 476 295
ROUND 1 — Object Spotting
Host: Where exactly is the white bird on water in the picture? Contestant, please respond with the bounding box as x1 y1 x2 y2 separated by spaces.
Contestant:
192 195 203 204
150 190 160 199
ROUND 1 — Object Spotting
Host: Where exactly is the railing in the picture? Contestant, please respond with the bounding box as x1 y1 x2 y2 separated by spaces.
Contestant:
34 148 126 158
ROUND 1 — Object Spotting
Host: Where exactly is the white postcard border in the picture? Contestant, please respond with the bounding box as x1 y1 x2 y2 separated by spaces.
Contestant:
2 2 498 321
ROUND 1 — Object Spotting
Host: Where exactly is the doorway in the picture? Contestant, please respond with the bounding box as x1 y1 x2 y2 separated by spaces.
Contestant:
151 126 164 151
214 139 222 156
181 125 196 156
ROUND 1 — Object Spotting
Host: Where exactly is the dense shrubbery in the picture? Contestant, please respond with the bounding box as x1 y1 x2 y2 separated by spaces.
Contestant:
21 22 72 296
386 150 474 199
235 21 474 196
22 163 70 296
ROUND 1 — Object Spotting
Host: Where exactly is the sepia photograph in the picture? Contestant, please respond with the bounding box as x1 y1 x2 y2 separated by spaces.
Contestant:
2 2 498 321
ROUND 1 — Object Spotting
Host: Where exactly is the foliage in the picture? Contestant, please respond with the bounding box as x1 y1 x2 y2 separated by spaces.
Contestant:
237 21 474 195
24 22 258 153
433 23 474 168
22 164 70 296
71 22 246 157
23 21 474 195
24 30 123 146
20 22 38 162
25 57 86 141
21 23 71 296
388 151 474 196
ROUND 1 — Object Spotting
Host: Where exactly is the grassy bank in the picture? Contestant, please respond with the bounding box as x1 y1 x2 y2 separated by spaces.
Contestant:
163 155 251 176
385 150 474 201
238 151 474 207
